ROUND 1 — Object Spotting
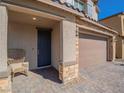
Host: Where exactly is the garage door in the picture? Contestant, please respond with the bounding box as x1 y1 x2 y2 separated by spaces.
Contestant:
79 33 107 69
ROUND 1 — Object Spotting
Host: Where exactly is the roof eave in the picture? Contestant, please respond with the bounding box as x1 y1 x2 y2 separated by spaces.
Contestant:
80 17 118 35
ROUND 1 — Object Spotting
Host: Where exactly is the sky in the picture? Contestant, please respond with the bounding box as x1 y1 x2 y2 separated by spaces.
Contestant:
98 0 124 20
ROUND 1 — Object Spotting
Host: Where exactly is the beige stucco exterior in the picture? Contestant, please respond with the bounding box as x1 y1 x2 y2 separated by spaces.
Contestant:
0 6 8 73
100 15 122 35
0 6 11 93
51 22 60 70
61 20 77 63
101 14 124 59
59 20 78 82
8 22 38 69
0 0 118 92
8 21 61 70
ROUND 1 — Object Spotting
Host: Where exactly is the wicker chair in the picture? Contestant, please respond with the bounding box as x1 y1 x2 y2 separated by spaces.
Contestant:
8 49 29 80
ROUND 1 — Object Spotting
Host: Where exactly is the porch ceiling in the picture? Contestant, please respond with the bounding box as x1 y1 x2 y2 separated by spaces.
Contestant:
8 10 58 28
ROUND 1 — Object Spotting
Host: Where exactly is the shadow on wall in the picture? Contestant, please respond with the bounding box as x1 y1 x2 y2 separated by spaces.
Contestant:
31 67 62 84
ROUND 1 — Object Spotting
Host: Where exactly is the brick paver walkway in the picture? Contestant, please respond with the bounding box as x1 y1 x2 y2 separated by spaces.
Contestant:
12 62 124 93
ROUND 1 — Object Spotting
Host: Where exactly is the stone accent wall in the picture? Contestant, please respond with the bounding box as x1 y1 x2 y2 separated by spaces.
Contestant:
59 63 79 83
0 76 11 93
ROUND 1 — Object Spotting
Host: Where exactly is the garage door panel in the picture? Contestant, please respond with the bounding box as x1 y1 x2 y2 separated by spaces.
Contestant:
79 34 107 69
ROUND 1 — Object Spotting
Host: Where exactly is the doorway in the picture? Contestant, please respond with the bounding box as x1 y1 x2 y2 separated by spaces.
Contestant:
38 28 51 67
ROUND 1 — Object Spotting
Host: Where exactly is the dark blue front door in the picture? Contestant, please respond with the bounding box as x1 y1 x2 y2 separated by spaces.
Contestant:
38 29 51 67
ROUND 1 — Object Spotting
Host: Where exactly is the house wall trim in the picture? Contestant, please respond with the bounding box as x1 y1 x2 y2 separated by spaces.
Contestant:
77 24 114 37
80 18 118 35
1 1 65 21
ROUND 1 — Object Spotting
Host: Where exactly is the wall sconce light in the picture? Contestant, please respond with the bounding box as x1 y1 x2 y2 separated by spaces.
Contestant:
32 17 37 21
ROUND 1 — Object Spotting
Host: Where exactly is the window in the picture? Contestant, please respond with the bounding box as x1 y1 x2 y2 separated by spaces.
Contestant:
87 4 93 17
87 0 93 17
66 0 73 5
74 0 78 8
74 0 85 11
65 0 85 11
78 1 84 11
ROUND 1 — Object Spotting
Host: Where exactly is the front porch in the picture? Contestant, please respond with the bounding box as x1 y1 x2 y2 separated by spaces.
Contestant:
12 67 62 93
8 10 60 70
6 2 78 83
0 2 79 92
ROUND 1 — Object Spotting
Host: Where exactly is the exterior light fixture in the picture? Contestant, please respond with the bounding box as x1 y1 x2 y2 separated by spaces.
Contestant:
33 17 37 20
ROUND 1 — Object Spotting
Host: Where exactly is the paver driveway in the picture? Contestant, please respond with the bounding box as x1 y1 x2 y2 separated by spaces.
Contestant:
12 62 124 93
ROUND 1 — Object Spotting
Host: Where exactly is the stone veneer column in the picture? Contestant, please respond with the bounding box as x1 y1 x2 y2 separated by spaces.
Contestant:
59 20 79 83
0 5 11 93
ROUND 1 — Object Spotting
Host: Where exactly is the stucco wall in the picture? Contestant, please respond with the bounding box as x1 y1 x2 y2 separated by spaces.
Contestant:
61 20 77 63
0 6 8 72
122 18 124 59
59 20 78 83
8 21 60 70
51 22 60 70
8 22 37 69
123 16 124 33
101 16 122 59
101 16 122 35
116 37 122 58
